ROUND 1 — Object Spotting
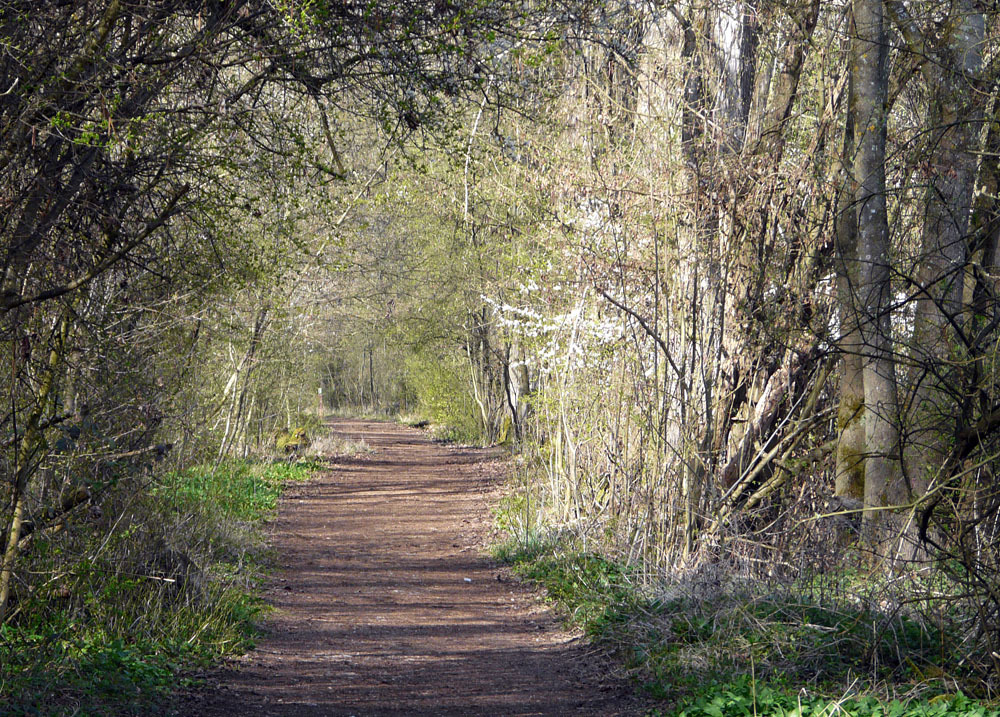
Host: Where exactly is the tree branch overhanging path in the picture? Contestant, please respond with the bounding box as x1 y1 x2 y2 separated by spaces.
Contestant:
185 419 647 717
7 0 1000 708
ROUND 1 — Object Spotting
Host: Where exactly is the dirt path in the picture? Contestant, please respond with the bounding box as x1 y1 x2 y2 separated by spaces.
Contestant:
182 419 646 717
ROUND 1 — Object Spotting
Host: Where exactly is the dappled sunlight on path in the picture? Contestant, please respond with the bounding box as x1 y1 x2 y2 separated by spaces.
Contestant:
182 420 643 716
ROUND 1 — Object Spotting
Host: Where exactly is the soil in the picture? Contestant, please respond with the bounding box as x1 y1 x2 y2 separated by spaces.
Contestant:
180 419 649 717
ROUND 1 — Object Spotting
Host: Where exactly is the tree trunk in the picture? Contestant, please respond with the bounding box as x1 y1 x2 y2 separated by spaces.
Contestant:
853 0 909 545
906 4 984 496
835 61 866 504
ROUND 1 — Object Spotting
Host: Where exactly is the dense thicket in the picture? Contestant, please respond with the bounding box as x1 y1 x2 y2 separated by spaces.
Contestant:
6 0 1000 706
332 0 1000 690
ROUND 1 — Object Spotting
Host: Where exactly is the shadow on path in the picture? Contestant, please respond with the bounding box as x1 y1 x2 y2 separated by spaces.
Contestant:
182 419 644 716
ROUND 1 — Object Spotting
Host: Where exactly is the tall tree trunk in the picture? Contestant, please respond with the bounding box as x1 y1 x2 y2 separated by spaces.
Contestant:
835 61 866 504
853 0 909 544
906 4 984 496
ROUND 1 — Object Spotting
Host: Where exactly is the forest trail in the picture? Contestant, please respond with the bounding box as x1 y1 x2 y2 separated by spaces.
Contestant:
183 419 645 716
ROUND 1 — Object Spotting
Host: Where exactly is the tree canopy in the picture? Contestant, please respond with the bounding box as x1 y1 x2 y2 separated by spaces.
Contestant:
5 0 1000 708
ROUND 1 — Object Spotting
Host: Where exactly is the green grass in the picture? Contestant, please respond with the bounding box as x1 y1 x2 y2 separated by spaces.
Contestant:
667 679 1000 717
0 601 254 716
0 458 320 716
492 532 1000 717
497 538 638 631
157 458 320 522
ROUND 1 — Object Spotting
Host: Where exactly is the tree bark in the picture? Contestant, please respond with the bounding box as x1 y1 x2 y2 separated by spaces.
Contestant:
835 59 866 503
853 0 909 544
905 3 984 496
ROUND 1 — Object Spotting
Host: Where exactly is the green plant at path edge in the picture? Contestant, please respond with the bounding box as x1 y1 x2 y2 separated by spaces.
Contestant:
0 459 319 717
667 682 999 717
492 533 1000 717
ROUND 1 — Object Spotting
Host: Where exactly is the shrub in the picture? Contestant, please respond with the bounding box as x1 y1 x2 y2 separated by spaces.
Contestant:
404 350 482 443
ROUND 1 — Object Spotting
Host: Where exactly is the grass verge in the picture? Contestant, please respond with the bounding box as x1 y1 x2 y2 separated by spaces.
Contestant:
492 532 1000 717
0 459 320 716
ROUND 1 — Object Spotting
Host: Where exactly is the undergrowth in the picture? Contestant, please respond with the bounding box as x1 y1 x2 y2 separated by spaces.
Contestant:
492 530 1000 717
0 459 319 716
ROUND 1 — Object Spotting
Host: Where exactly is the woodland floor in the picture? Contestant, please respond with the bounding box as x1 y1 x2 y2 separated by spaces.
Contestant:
179 419 648 716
